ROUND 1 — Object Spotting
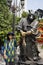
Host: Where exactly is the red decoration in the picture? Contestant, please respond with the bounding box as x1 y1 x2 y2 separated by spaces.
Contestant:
37 27 43 43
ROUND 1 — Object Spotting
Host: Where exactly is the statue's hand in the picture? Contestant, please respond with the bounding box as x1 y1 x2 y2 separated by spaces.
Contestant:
20 30 26 36
21 32 26 36
26 31 32 35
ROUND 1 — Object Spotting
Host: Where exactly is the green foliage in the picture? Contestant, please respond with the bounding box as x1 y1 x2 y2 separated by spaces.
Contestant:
15 31 20 43
22 11 28 18
0 0 13 34
0 0 7 4
15 16 21 25
40 19 43 22
0 0 13 42
15 16 21 43
41 45 43 49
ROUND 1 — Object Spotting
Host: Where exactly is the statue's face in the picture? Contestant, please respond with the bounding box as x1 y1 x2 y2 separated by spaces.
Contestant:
27 14 35 23
29 14 35 21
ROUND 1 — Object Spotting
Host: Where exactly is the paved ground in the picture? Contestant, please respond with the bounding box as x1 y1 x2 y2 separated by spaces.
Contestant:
37 43 43 58
0 54 6 65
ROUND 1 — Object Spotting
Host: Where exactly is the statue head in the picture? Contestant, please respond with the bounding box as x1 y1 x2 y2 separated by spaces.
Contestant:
27 14 36 24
